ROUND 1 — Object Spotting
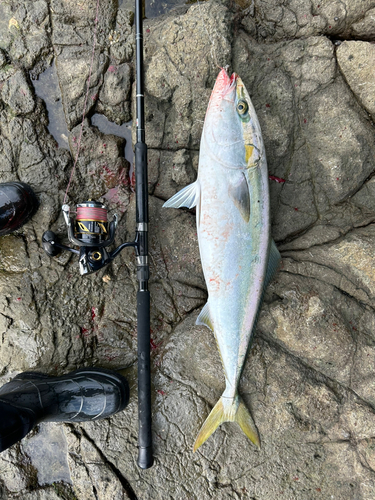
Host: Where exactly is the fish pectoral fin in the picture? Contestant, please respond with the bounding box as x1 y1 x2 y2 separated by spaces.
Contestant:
162 180 200 209
196 301 214 331
193 394 260 452
228 172 250 223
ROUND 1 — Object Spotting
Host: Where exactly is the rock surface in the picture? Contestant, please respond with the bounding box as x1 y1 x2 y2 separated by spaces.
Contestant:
0 0 375 499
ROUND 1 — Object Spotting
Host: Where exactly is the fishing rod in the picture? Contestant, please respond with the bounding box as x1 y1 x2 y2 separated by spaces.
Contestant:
134 0 153 470
42 0 153 469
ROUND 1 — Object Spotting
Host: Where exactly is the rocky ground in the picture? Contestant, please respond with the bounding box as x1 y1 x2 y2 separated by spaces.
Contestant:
0 0 375 498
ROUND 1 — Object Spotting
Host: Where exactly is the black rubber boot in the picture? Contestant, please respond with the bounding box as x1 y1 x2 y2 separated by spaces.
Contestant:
0 368 129 452
0 181 39 236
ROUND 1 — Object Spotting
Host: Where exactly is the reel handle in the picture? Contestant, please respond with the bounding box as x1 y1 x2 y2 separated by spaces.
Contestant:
42 231 79 256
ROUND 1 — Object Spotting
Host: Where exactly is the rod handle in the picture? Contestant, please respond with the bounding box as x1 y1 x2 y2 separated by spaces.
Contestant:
137 290 153 469
135 142 148 223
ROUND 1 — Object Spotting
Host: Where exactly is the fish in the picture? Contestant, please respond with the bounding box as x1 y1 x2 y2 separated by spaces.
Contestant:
163 68 280 451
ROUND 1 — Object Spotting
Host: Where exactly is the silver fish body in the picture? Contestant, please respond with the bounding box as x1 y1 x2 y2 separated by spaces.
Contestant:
163 69 280 450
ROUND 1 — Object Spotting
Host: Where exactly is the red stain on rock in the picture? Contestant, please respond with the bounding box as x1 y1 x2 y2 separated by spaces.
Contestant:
81 327 90 337
269 175 286 183
150 338 161 351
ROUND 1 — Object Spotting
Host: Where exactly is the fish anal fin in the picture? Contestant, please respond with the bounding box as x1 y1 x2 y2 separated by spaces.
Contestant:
245 239 281 344
264 239 281 289
193 394 260 452
196 302 214 331
228 172 250 223
162 180 200 209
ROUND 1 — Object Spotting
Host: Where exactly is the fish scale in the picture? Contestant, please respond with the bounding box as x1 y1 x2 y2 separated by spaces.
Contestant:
163 68 281 452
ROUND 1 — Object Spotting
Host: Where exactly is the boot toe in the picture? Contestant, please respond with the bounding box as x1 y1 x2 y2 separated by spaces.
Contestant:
52 368 130 422
0 182 39 236
0 368 130 426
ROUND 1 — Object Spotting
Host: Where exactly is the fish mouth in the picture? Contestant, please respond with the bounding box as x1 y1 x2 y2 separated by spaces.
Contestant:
214 68 238 98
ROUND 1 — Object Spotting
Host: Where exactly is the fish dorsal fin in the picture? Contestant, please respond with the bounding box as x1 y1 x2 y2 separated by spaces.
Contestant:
162 180 200 209
228 172 250 223
196 301 214 331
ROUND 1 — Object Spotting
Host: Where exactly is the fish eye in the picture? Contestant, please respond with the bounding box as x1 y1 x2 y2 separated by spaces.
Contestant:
237 100 248 115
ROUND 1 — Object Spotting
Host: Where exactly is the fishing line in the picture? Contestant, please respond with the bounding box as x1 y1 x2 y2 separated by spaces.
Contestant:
196 0 226 71
76 205 108 222
63 0 100 205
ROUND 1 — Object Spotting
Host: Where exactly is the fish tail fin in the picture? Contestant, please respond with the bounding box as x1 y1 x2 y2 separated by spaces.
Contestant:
193 394 260 452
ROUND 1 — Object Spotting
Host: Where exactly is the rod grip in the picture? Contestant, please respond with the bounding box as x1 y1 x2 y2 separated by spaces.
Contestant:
135 142 148 224
137 290 153 469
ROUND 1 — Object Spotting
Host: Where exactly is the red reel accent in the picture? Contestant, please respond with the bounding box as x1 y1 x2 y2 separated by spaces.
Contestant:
76 206 108 222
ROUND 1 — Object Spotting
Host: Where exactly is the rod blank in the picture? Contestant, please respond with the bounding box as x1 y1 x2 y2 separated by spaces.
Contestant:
135 0 153 469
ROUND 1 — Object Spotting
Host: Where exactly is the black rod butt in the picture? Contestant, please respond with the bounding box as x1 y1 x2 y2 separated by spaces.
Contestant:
137 446 154 469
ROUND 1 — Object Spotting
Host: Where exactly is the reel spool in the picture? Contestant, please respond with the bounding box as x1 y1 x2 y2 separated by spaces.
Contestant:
42 201 136 275
75 201 110 245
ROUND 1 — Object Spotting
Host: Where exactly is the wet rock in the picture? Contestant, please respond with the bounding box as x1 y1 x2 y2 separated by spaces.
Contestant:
54 45 107 130
66 427 133 500
0 1 50 69
109 7 134 64
0 448 31 493
0 235 29 273
281 225 375 308
68 119 130 200
252 0 375 41
51 0 117 130
143 2 232 152
0 49 6 68
32 61 70 150
337 41 375 120
96 63 132 125
153 149 197 201
351 177 375 212
1 69 35 115
233 34 375 241
1 0 375 498
351 7 375 40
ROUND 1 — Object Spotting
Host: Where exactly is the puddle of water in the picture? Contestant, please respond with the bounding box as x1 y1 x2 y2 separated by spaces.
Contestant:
22 423 72 486
91 113 133 167
32 61 70 150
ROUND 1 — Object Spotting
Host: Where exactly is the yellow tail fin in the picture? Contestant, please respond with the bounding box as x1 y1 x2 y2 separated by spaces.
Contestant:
193 394 260 452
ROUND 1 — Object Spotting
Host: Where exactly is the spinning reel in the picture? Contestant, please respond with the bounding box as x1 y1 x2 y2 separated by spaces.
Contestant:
42 201 136 275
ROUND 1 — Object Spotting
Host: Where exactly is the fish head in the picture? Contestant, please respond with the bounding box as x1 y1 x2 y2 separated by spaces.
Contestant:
203 69 264 170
